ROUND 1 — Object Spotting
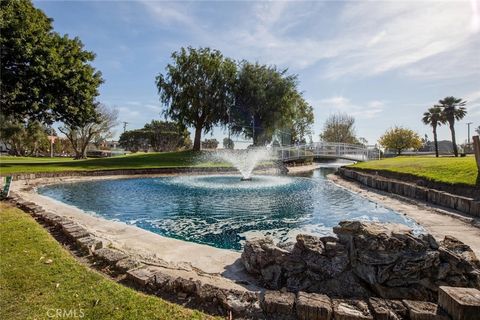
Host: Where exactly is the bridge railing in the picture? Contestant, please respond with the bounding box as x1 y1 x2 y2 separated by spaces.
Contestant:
272 142 380 162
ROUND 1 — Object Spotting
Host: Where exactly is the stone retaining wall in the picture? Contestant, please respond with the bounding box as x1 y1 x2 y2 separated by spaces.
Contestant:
5 194 480 319
337 167 480 217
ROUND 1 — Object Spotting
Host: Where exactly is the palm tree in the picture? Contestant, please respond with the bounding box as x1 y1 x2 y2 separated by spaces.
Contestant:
438 96 467 157
422 106 445 157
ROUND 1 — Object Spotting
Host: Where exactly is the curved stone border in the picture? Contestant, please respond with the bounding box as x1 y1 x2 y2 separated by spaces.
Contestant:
5 193 480 319
338 167 480 217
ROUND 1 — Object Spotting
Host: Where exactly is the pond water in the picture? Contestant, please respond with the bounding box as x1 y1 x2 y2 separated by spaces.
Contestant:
38 168 422 250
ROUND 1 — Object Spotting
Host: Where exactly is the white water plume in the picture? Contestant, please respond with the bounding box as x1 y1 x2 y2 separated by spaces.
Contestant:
211 147 272 179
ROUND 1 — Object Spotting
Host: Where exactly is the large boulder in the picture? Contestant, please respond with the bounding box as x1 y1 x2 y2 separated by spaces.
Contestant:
241 221 480 301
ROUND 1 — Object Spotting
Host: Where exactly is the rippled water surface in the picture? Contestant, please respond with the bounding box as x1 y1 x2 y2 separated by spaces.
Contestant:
38 169 421 250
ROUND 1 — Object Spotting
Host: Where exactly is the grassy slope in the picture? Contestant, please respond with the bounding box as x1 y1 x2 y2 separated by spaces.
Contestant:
0 151 230 175
0 203 218 320
350 156 477 186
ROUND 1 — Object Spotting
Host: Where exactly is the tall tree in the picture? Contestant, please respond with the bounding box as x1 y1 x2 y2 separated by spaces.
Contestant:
438 96 467 157
476 126 480 136
319 113 358 144
0 0 103 126
156 47 237 151
231 62 313 145
59 104 118 159
422 106 445 157
379 126 422 155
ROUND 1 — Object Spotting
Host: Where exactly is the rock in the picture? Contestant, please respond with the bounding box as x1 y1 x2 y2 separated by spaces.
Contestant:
195 281 218 301
402 300 450 320
242 237 288 275
126 265 162 286
438 286 480 320
115 257 142 273
68 229 90 240
151 270 176 291
296 292 332 320
173 276 196 294
332 299 373 320
261 290 295 317
309 270 372 299
93 248 128 265
368 298 407 320
294 234 325 255
76 236 102 253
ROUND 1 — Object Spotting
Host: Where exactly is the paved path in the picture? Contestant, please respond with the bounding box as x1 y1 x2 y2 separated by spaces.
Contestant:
329 174 480 256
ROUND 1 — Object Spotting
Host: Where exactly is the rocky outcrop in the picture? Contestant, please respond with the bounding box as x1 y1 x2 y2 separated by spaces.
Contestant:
242 221 480 302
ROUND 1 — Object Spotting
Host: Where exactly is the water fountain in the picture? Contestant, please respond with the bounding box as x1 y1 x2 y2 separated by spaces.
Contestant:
211 147 273 181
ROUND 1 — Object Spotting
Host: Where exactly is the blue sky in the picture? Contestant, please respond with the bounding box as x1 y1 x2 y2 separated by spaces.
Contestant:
35 0 480 146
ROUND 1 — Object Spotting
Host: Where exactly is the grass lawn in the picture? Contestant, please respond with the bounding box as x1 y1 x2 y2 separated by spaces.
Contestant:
0 202 218 320
350 156 478 186
0 151 230 175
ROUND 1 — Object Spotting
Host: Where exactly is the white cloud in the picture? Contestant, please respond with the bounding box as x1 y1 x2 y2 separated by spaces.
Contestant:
465 90 480 116
139 1 196 28
224 1 479 80
324 1 479 78
315 96 385 120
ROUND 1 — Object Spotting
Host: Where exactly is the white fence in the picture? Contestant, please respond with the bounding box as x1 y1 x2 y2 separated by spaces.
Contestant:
273 142 380 162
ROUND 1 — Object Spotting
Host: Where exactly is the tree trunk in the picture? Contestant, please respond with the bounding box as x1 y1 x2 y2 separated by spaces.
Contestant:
450 123 458 157
193 126 202 151
433 125 439 157
397 149 402 155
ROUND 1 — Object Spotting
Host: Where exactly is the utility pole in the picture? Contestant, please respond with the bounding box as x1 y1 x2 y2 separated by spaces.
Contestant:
467 122 473 145
122 122 129 133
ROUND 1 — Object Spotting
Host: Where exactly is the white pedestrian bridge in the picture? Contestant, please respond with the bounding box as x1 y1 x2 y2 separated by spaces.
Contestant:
273 142 380 162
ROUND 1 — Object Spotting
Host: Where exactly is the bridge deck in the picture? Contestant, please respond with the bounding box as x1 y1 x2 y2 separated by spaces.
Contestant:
273 142 380 162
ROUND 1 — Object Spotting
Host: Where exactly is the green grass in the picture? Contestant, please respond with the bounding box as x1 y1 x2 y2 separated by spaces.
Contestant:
0 151 230 175
350 156 478 186
0 203 219 320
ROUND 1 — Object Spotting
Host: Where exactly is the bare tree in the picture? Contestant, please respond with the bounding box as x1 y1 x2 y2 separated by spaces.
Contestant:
319 113 358 144
59 104 118 159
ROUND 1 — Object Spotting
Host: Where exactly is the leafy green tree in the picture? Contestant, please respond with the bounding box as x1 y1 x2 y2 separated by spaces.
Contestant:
438 97 467 157
201 139 219 149
59 104 118 159
223 137 234 149
0 0 102 126
288 92 314 144
379 126 422 155
118 121 191 152
319 113 358 144
0 115 49 156
231 62 313 145
156 47 237 151
143 120 191 152
422 106 445 157
118 130 150 153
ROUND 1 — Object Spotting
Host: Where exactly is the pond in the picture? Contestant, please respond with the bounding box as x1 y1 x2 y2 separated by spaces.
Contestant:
38 168 421 250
